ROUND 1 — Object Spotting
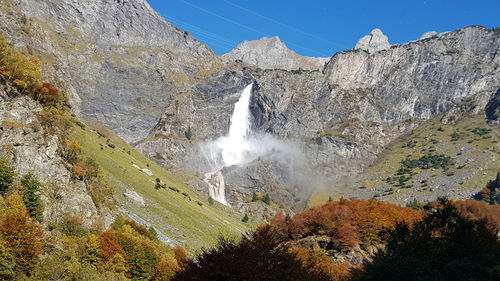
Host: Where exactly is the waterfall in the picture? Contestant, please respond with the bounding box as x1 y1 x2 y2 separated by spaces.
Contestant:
202 83 254 205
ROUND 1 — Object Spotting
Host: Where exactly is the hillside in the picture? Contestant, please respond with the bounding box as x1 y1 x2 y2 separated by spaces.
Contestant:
72 122 254 250
310 96 500 206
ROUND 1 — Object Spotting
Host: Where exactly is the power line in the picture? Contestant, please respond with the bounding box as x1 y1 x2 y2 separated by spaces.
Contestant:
222 0 346 49
163 14 238 48
175 0 329 56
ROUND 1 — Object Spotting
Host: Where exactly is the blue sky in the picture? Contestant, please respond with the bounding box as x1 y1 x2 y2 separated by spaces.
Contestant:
148 0 500 57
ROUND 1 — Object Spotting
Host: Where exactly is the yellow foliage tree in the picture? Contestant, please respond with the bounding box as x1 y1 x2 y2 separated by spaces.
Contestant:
0 32 41 94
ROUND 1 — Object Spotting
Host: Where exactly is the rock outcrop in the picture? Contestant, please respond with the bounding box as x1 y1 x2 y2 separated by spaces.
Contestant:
0 81 109 227
419 31 438 40
222 36 329 71
354 28 390 53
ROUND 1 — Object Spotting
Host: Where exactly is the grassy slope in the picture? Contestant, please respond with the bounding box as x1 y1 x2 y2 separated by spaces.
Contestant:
71 123 255 253
310 114 500 207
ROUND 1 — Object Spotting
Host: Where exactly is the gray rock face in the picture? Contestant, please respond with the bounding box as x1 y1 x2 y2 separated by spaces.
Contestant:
354 28 391 53
0 0 217 144
141 26 500 207
222 36 330 71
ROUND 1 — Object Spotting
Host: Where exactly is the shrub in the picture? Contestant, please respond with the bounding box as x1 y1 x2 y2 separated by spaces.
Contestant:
59 215 88 237
241 214 249 223
34 82 61 105
0 157 15 195
64 140 82 163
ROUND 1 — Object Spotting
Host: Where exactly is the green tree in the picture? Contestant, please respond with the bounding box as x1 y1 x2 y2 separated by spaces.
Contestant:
185 126 193 140
241 214 249 223
21 172 43 221
263 194 270 205
251 192 258 202
0 158 15 195
208 197 214 206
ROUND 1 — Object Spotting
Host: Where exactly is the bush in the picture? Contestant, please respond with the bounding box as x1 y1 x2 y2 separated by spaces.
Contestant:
241 214 249 223
59 215 88 237
0 158 15 195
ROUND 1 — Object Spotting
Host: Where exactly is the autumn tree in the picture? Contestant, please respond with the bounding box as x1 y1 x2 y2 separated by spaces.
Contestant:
358 199 500 281
0 195 43 276
0 237 16 280
0 32 41 94
172 227 331 281
98 231 126 261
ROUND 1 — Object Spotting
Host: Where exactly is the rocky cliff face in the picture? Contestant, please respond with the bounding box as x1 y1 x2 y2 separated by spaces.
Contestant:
0 80 110 227
140 26 500 209
0 0 218 144
222 36 330 71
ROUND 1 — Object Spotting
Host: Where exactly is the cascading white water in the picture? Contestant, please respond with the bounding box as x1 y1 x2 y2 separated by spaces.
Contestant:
203 83 254 205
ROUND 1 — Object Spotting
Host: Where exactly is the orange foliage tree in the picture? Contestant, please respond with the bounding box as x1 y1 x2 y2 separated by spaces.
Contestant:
97 230 126 261
0 195 43 276
269 199 423 249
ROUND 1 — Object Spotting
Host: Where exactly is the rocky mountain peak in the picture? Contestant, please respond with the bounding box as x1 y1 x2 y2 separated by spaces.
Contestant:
354 28 391 53
419 31 438 40
222 36 329 71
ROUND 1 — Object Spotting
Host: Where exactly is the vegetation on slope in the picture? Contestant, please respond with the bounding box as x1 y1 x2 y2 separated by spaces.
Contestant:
310 113 500 206
173 198 500 281
71 122 254 250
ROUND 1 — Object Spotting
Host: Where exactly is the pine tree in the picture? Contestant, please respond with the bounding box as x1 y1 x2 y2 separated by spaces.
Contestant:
251 192 258 202
263 194 270 205
328 196 333 202
21 172 43 221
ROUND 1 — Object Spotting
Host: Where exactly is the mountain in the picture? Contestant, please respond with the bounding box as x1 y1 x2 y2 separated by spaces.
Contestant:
141 25 500 209
1 0 499 218
222 36 330 70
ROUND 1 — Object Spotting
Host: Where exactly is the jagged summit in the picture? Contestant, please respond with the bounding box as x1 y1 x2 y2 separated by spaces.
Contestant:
222 36 329 71
419 31 438 40
354 28 391 53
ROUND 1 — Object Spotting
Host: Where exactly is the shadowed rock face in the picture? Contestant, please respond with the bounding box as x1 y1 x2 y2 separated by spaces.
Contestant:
222 36 330 71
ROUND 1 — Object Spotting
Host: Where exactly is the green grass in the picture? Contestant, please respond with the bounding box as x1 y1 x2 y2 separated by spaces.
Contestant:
309 114 500 206
71 124 255 253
